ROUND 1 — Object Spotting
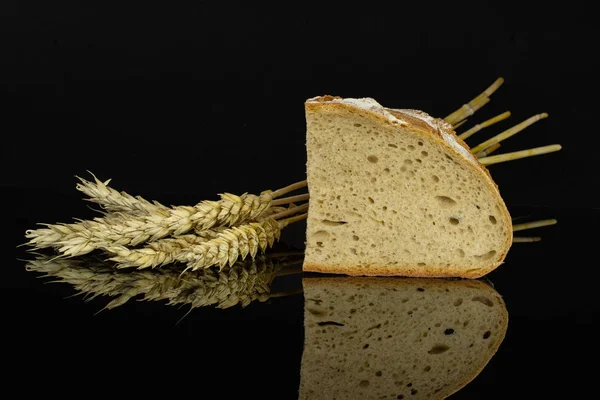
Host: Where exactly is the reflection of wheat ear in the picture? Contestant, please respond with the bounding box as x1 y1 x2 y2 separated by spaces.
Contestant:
24 252 303 310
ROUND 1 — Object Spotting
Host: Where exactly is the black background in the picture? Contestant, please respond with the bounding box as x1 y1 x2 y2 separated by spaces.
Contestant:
3 1 599 399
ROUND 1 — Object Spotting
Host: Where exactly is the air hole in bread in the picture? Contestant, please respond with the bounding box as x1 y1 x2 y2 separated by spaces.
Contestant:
483 331 491 339
317 321 344 327
411 389 418 395
359 380 370 387
350 248 357 255
472 296 494 307
408 145 415 150
312 231 330 241
432 175 440 182
384 168 390 173
454 299 463 306
363 343 369 349
367 155 379 163
489 215 497 224
427 344 450 354
404 159 413 165
434 196 457 207
307 308 327 316
388 143 398 148
368 197 375 204
371 177 377 183
417 262 426 267
354 123 362 127
449 217 460 225
352 235 359 241
375 371 382 377
316 242 324 248
421 151 428 157
321 220 347 226
457 249 465 257
474 250 496 260
444 328 455 335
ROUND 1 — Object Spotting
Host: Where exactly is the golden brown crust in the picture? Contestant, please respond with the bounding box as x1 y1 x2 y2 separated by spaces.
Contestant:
304 96 513 278
304 262 500 279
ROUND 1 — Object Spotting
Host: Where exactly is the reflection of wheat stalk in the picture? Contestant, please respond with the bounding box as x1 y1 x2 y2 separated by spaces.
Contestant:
25 252 303 310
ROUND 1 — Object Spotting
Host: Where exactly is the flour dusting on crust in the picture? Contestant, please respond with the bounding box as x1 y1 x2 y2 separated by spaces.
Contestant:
307 96 408 126
395 108 478 164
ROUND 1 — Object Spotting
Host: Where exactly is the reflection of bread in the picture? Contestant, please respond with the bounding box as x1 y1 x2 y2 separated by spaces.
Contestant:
299 277 508 399
303 96 512 278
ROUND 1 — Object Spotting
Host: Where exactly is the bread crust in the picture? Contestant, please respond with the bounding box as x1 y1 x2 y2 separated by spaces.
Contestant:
304 96 513 278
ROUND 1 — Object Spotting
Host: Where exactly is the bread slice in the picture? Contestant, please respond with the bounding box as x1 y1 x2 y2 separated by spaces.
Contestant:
303 96 512 278
299 276 508 400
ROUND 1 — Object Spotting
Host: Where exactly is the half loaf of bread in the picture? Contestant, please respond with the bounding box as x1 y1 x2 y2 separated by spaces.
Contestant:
299 276 508 399
303 96 512 278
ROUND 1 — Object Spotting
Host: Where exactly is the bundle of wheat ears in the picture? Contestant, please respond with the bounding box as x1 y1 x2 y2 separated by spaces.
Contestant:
24 78 560 272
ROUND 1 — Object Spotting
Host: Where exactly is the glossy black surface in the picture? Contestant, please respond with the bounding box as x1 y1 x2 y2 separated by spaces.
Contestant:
4 2 597 399
8 203 599 398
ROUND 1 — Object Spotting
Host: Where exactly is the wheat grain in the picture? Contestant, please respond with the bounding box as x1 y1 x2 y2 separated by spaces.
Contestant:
107 231 222 269
104 203 309 271
176 217 296 272
25 253 301 310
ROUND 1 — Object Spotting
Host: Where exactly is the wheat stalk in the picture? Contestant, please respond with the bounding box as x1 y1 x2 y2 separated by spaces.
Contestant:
478 144 562 166
458 111 511 141
470 113 549 154
25 253 303 310
444 77 504 126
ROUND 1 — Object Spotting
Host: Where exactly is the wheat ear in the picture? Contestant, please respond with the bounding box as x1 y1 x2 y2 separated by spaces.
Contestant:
105 203 308 271
179 210 308 272
105 231 222 269
76 173 164 214
24 181 308 256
